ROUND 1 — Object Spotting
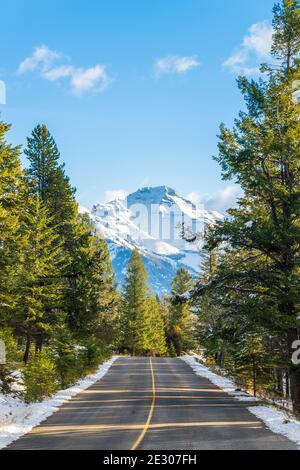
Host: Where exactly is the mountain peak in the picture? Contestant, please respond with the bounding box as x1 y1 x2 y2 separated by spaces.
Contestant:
127 186 178 207
83 185 223 294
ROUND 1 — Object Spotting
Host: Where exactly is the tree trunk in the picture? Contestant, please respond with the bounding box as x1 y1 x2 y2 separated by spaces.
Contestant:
35 333 43 354
215 351 223 367
23 335 31 364
253 359 257 397
286 371 290 399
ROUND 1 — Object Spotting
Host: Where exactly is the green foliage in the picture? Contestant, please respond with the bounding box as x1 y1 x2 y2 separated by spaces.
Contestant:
233 330 272 396
25 125 72 241
143 295 167 356
121 249 149 355
0 327 22 363
194 0 300 414
0 365 16 394
0 120 23 320
0 328 19 394
168 343 177 357
0 121 118 401
80 338 110 372
23 351 58 402
15 195 65 363
119 251 167 356
50 325 81 388
66 215 117 344
168 269 196 355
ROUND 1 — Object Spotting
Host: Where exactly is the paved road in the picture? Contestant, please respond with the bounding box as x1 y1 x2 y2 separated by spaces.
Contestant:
8 357 297 450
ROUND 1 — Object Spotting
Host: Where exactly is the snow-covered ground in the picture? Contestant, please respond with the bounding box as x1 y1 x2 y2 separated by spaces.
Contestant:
181 355 259 402
0 356 117 449
182 355 300 447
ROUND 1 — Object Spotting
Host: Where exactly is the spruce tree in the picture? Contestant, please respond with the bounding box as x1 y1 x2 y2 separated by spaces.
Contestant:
204 0 300 414
122 249 149 355
169 268 195 355
66 213 117 346
24 124 78 239
0 121 23 320
234 330 271 397
16 195 65 363
143 295 167 356
25 124 63 202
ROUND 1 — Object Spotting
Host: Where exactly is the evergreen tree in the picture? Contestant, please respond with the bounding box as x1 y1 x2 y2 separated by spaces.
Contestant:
169 268 195 355
143 295 167 356
25 124 65 201
234 330 271 397
122 249 149 355
24 123 78 240
16 195 65 363
0 121 23 319
66 213 117 346
203 0 300 414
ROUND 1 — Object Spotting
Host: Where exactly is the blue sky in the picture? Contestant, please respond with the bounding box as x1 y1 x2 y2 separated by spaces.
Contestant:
0 0 276 210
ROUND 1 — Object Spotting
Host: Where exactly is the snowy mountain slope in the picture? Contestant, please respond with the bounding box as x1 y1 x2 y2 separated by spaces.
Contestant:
80 186 223 294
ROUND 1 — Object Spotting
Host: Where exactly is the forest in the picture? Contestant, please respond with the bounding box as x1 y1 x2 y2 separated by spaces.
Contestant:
1 0 300 421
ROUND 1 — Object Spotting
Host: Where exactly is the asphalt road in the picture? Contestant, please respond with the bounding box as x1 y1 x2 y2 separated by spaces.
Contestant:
7 357 297 450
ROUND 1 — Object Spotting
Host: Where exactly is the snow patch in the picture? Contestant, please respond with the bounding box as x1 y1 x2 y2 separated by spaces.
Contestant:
248 406 300 447
0 356 117 449
182 355 300 447
181 355 259 401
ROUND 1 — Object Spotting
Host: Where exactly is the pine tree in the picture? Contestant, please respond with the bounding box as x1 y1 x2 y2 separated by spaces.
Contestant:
169 268 195 355
25 124 63 201
16 195 65 363
204 0 300 414
24 124 87 347
122 249 149 355
24 124 78 239
65 213 117 346
0 121 23 319
234 330 271 397
143 295 167 356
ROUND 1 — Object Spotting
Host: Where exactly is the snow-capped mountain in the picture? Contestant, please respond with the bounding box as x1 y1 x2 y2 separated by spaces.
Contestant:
80 186 223 294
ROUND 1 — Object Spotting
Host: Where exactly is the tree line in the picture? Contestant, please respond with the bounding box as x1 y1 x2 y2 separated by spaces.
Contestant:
118 249 196 357
0 119 196 401
1 0 299 420
190 0 300 417
0 122 118 400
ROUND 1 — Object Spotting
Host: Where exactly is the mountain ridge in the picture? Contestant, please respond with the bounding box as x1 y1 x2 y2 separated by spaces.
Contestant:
79 186 223 294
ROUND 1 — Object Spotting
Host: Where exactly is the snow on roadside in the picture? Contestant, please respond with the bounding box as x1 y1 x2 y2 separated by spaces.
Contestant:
181 355 259 402
248 406 300 447
0 355 118 449
182 355 300 447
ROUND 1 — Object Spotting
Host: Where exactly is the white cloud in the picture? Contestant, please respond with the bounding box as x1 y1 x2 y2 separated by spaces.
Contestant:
70 65 109 95
104 189 128 203
42 65 75 81
18 46 110 95
223 22 273 76
187 185 242 214
155 55 200 77
243 23 273 56
186 191 203 205
18 45 60 75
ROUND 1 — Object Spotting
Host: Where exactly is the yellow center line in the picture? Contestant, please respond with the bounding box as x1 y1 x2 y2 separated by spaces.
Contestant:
130 357 156 450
